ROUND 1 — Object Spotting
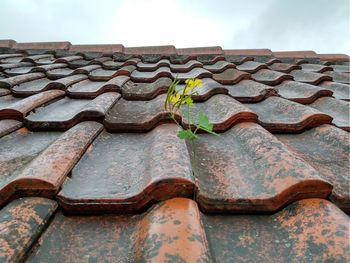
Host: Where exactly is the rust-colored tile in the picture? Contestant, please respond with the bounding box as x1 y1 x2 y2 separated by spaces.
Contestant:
176 78 227 102
104 94 256 132
0 197 57 263
0 119 22 138
203 60 235 73
318 53 350 63
0 122 103 206
213 68 251 84
0 72 45 89
137 59 203 73
323 71 350 84
225 79 277 102
102 58 141 69
252 69 293 85
25 92 120 130
28 198 212 262
181 95 257 132
57 125 195 213
276 80 333 104
69 44 124 54
236 61 268 73
202 198 350 262
309 97 350 131
89 65 135 81
224 49 273 56
12 41 70 51
12 74 87 97
177 46 223 55
277 124 350 212
131 66 212 83
188 122 331 212
122 77 173 100
246 96 333 133
0 40 15 49
268 62 301 73
319 81 350 101
290 70 332 85
20 54 55 64
125 45 177 55
273 50 317 58
300 63 333 73
67 76 129 99
0 90 65 120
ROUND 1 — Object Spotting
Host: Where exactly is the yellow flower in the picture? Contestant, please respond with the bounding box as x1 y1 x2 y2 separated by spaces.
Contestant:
169 92 181 105
185 78 202 89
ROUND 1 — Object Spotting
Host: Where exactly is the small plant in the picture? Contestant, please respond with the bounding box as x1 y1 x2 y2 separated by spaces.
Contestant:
164 78 218 140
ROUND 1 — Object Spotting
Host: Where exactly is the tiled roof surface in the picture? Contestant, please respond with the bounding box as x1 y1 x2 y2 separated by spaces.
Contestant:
0 40 349 262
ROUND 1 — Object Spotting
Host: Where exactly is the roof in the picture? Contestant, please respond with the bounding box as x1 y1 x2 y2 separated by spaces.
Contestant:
0 40 349 262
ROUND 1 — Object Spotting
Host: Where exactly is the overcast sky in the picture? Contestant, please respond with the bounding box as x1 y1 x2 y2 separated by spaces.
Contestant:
0 0 349 54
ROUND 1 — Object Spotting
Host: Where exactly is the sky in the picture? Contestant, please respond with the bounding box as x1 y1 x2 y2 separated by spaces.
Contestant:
0 0 349 54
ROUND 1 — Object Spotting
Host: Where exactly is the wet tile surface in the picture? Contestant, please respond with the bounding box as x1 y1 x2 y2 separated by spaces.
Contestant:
188 122 331 212
246 96 333 133
0 44 349 262
277 125 350 212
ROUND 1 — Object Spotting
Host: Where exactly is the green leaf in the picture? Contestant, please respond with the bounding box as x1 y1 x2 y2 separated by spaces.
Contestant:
184 96 193 106
177 129 198 140
197 112 213 131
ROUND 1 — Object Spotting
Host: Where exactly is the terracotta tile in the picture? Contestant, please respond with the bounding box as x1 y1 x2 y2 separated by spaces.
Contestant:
102 58 141 69
122 77 173 100
290 70 332 85
69 44 124 54
0 197 57 263
318 53 350 63
331 64 350 73
309 97 350 131
323 71 350 84
273 50 317 58
277 125 350 211
236 61 268 73
30 63 68 73
268 62 301 73
319 81 350 101
55 55 83 64
20 54 55 64
202 198 350 262
0 90 65 120
0 72 45 89
224 49 273 56
0 88 10 97
12 41 71 51
225 79 278 102
213 68 251 84
181 95 257 132
224 56 253 65
0 39 15 49
104 94 174 132
300 63 333 73
67 76 129 99
0 119 22 138
276 80 333 104
0 61 33 71
28 198 211 262
175 78 227 102
131 66 212 83
125 45 177 55
67 59 91 68
252 69 293 85
177 46 223 55
203 60 235 73
196 55 225 65
137 59 203 73
12 74 87 97
4 65 34 76
0 122 103 205
246 96 332 133
89 65 135 81
57 125 195 213
25 92 120 130
46 65 101 80
187 122 331 212
265 58 282 65
104 94 256 132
